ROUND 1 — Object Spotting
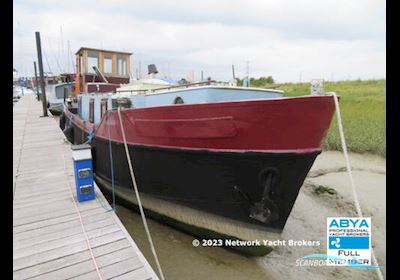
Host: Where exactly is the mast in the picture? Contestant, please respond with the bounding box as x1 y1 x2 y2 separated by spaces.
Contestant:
60 25 64 72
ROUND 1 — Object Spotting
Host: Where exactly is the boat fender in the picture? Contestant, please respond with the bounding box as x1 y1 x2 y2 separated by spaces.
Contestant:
59 113 66 130
91 146 96 170
87 125 95 144
63 115 75 143
63 125 74 144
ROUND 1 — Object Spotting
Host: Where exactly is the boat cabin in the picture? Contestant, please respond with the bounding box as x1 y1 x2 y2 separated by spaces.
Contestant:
77 93 131 124
74 47 132 95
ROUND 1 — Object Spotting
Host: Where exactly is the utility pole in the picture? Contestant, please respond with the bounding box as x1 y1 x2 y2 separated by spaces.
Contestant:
35 31 48 117
33 61 40 101
201 70 204 81
232 64 236 80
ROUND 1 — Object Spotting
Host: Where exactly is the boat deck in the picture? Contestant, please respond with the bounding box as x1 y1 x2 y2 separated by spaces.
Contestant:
13 94 158 280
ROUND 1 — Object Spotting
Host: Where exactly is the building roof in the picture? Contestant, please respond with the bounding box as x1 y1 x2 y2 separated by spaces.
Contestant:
75 47 133 55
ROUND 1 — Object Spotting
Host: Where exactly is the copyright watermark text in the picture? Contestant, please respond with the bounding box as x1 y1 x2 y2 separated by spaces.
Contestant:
191 238 320 247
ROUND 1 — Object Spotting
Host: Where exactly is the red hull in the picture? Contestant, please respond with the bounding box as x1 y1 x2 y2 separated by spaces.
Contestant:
62 95 336 237
65 95 335 152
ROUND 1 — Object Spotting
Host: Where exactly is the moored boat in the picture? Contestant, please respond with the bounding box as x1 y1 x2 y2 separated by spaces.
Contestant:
46 82 74 115
61 47 336 255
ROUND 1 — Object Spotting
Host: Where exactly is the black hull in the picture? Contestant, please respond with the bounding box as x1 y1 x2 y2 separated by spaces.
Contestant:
95 174 275 256
49 108 62 116
91 137 319 231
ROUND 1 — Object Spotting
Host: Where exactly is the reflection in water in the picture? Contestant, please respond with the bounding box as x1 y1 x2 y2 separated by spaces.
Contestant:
115 205 273 280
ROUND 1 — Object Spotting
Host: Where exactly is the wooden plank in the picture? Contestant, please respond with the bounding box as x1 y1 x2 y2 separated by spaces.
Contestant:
13 95 158 280
14 211 112 242
13 225 121 259
13 203 102 227
13 199 75 218
14 239 131 279
14 190 71 203
13 207 106 234
112 267 152 280
28 245 138 280
14 216 116 250
99 257 143 279
28 258 97 280
72 257 143 280
13 195 71 210
13 230 127 271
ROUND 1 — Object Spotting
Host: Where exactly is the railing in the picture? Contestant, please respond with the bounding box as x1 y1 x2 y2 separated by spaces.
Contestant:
117 80 216 94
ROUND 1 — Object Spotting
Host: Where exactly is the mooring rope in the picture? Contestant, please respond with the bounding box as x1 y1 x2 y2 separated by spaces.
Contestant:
117 107 166 280
61 130 103 280
330 92 384 280
107 111 116 211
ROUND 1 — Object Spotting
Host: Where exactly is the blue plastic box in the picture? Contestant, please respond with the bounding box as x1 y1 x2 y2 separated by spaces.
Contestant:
71 144 95 202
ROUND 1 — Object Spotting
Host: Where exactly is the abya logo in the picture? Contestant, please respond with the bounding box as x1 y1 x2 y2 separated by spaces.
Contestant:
327 217 371 267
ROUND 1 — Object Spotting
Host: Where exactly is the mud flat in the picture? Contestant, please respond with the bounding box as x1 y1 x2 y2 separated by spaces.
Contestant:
112 150 385 280
260 151 386 280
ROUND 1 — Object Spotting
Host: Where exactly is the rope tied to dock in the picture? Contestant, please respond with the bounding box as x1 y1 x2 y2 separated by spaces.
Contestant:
61 142 104 280
107 111 116 211
330 92 384 280
117 107 166 280
87 125 96 144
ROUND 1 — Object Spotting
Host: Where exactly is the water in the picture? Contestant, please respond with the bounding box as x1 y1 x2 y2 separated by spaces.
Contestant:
114 204 274 280
53 110 273 279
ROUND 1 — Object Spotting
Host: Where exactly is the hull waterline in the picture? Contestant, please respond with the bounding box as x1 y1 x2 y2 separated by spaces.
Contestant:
61 95 335 255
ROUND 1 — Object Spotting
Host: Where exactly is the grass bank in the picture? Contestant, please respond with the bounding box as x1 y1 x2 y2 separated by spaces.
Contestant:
270 80 386 157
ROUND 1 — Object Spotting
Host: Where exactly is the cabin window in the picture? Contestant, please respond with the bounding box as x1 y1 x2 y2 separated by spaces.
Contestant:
101 99 108 117
117 55 127 76
104 56 112 74
89 99 95 123
55 85 72 99
87 51 99 74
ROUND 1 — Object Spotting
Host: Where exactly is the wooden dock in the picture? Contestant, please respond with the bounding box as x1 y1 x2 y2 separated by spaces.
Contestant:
13 94 159 280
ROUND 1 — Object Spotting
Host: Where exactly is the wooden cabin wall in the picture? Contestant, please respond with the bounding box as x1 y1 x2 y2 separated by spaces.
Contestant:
126 54 130 77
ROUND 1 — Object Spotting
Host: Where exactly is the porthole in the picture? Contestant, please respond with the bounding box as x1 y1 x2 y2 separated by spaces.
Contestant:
174 97 184 104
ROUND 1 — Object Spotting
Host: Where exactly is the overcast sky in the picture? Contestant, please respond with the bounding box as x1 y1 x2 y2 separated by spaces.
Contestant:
13 0 385 83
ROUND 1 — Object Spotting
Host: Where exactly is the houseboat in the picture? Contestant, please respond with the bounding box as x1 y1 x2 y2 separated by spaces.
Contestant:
61 47 336 255
46 82 74 115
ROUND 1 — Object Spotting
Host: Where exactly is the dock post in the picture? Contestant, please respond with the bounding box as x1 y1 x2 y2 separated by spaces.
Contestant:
35 31 48 117
33 61 40 101
63 86 67 103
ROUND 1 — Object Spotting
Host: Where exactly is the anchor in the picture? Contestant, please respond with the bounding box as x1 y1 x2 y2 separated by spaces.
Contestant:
232 168 280 225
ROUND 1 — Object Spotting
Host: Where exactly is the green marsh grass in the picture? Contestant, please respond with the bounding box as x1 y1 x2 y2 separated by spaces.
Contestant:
266 80 386 157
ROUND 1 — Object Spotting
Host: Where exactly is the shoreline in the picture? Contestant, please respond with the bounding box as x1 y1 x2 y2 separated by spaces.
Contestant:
259 150 386 280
